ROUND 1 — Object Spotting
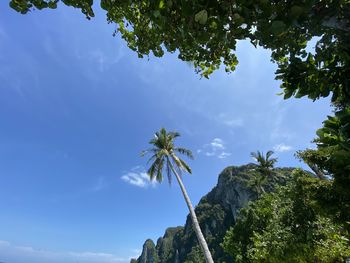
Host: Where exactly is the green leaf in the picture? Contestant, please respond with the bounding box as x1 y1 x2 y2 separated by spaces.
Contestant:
159 0 165 9
290 6 304 19
153 10 161 18
195 10 208 25
270 21 286 35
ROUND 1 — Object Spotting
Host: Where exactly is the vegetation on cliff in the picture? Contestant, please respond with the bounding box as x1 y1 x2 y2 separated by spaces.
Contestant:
133 158 350 262
223 169 350 263
131 164 296 263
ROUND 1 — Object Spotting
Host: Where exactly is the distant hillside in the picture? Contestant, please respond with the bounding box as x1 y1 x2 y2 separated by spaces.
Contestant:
131 164 295 263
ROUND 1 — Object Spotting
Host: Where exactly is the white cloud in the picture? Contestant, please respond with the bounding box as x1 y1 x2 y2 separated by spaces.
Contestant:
273 143 293 152
210 138 225 150
218 152 232 159
0 240 128 263
121 167 157 188
198 138 232 159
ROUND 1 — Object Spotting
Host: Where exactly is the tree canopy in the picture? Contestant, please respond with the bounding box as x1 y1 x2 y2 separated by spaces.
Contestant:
222 169 350 263
9 1 349 103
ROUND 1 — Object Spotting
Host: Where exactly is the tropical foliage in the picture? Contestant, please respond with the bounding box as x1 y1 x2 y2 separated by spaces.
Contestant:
222 169 350 263
142 128 214 263
9 0 350 99
251 150 277 177
247 150 277 196
141 128 193 185
298 106 350 224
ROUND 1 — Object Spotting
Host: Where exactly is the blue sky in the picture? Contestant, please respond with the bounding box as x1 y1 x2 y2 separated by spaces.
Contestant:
0 2 331 263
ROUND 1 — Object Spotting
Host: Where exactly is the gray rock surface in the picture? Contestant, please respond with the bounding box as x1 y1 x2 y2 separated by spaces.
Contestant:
131 164 294 263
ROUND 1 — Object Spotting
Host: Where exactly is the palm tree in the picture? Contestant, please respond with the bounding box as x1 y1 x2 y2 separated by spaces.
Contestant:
141 128 214 263
247 172 267 197
250 150 277 178
249 150 277 196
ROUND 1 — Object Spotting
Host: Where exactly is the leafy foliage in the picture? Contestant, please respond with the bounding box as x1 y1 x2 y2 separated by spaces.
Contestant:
247 150 278 196
9 0 350 104
155 227 184 263
246 172 267 197
297 107 350 224
184 245 205 263
251 150 277 178
141 127 193 184
222 169 350 263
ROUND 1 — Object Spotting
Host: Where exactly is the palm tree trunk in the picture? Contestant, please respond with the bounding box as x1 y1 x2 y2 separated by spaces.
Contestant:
169 165 214 263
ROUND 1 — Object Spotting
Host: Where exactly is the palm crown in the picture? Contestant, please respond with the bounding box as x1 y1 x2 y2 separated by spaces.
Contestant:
251 150 277 177
141 128 193 184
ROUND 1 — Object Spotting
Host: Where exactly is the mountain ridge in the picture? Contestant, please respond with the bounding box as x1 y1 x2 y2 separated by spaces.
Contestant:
131 163 295 263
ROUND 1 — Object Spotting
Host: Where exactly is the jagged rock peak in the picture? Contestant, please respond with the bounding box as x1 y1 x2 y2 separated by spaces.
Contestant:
137 239 158 263
132 164 296 263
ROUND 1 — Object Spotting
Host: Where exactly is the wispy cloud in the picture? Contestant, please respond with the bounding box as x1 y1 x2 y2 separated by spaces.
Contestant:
89 49 106 72
269 106 295 142
0 240 128 263
91 176 108 192
198 138 232 159
273 143 293 153
217 113 244 127
218 152 232 159
121 166 157 188
0 25 9 41
75 47 125 75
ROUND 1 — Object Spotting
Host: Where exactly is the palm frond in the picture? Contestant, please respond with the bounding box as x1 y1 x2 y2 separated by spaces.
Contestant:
168 131 181 139
142 128 193 186
146 154 158 165
170 153 182 168
141 148 158 157
250 151 259 161
147 159 159 181
175 147 194 159
178 156 192 174
156 158 164 183
266 150 274 159
251 150 278 178
174 162 183 178
166 157 172 185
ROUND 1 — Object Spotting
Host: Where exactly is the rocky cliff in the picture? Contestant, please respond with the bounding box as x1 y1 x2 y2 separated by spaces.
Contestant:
131 164 294 263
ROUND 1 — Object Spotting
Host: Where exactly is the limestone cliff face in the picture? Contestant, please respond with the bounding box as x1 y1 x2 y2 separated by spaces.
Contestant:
131 164 294 263
138 239 159 263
